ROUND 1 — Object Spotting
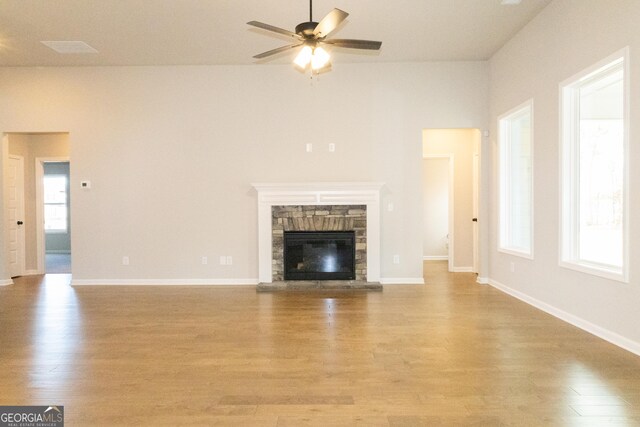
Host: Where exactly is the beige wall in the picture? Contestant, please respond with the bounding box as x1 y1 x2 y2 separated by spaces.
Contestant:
489 0 640 346
423 129 480 270
0 62 489 282
422 158 449 258
7 133 70 272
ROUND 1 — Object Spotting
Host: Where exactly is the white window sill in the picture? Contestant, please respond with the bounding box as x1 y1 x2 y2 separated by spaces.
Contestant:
559 260 628 283
498 247 533 260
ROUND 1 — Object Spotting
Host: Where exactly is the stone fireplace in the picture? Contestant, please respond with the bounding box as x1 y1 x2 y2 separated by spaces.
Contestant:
252 182 383 284
272 205 367 281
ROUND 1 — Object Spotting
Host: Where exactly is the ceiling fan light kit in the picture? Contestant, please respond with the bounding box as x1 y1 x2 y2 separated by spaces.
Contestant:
294 45 331 71
248 0 381 74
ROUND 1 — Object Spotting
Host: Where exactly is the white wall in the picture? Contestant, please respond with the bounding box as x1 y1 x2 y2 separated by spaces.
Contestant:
489 0 640 350
423 129 480 270
0 62 489 283
422 158 449 259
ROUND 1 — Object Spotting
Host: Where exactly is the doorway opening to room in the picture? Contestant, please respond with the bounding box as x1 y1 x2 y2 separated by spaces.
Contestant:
3 133 70 277
422 129 480 274
40 160 71 274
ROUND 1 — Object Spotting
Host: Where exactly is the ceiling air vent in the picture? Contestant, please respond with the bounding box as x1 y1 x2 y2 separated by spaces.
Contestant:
41 41 98 54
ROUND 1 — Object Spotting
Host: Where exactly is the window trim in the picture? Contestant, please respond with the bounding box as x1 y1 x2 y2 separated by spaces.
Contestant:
558 47 630 283
498 99 535 260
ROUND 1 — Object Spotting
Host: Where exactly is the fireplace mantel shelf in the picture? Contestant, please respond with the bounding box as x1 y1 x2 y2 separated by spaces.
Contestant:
251 182 385 192
252 182 383 284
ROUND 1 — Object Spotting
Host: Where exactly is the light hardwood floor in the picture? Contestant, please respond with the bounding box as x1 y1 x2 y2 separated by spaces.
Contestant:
1 261 639 426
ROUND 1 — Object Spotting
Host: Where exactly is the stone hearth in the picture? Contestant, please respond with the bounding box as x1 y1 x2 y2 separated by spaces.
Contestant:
257 280 382 292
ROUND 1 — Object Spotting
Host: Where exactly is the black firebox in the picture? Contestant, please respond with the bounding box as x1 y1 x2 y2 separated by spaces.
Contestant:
283 231 356 281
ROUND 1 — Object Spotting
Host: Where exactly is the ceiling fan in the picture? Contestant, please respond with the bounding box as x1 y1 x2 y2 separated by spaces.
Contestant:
247 0 382 73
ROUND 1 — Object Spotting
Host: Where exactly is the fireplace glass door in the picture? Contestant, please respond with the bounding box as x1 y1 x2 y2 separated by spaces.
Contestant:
283 231 356 280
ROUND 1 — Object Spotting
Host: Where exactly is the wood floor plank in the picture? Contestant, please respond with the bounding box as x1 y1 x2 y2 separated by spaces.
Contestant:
1 262 639 425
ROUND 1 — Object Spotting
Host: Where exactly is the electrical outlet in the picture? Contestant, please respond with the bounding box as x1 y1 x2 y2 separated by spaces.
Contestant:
393 255 400 264
122 256 129 266
219 256 227 265
328 143 335 152
388 202 394 212
306 143 313 153
510 262 515 273
226 256 233 265
201 256 208 265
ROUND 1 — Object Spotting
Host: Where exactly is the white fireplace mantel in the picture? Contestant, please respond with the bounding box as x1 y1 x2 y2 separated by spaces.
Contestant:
252 182 384 283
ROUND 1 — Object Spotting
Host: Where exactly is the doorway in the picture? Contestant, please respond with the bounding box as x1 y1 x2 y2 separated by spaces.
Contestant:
423 129 480 273
4 133 70 276
422 156 453 271
38 160 71 274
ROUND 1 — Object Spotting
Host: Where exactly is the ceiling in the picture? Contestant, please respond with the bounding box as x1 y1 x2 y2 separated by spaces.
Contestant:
0 0 552 67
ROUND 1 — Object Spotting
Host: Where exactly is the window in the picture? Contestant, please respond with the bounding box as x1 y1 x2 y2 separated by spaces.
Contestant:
498 100 534 257
560 49 628 281
44 175 68 233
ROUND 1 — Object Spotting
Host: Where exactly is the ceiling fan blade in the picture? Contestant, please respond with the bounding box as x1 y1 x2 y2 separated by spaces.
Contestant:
322 39 382 50
247 21 301 39
253 43 303 59
313 8 349 38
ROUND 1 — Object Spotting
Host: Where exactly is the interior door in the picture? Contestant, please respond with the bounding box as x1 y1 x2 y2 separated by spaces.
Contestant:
472 152 479 274
7 155 25 277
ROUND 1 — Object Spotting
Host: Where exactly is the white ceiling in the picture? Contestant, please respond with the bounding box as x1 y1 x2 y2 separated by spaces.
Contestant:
0 0 552 67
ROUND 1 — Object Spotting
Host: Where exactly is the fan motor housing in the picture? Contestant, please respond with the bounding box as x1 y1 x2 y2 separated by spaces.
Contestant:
295 21 318 37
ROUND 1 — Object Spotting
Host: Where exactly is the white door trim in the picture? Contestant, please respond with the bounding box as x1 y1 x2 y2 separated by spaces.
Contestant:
35 156 70 274
423 154 455 272
1 134 13 284
8 155 25 277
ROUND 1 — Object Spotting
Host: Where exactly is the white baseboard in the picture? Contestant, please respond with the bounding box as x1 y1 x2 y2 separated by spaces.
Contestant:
0 278 14 286
24 269 42 276
476 276 489 284
380 277 425 285
71 278 260 286
451 267 474 273
488 278 640 357
423 256 448 261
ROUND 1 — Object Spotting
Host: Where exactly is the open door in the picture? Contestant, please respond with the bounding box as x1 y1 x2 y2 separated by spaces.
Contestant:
7 155 26 277
473 152 479 273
